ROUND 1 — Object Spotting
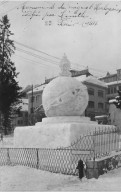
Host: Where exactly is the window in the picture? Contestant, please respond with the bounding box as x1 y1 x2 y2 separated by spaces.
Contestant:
114 87 117 93
25 112 28 117
98 102 103 109
108 88 110 94
88 101 94 108
18 112 22 117
98 90 103 97
111 87 113 94
18 120 20 125
88 88 94 96
119 86 121 91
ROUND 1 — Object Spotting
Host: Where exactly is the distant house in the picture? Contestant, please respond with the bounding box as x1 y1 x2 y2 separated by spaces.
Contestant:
27 84 46 115
12 99 29 129
99 69 121 101
76 75 108 120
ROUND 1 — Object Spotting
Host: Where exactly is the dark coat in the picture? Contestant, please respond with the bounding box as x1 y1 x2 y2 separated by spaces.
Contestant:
76 159 84 179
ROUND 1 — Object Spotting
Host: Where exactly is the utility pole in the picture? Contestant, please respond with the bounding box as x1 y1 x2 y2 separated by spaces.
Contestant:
31 84 34 125
0 111 2 133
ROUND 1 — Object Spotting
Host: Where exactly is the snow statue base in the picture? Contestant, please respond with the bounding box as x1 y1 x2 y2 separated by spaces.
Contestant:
14 116 115 149
14 116 98 148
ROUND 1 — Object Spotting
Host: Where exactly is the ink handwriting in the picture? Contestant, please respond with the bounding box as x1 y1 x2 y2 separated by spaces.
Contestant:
17 2 121 27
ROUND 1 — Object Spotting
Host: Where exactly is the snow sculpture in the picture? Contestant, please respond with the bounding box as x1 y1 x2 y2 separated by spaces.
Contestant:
59 53 71 77
14 54 114 151
42 54 89 117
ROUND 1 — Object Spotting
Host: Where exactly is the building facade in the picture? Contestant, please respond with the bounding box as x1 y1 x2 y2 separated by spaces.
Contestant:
76 75 108 120
99 69 121 101
28 84 45 114
12 99 29 129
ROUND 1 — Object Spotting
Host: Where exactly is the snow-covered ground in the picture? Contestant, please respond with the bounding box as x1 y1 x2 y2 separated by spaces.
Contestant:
0 135 14 148
0 135 121 191
0 165 121 191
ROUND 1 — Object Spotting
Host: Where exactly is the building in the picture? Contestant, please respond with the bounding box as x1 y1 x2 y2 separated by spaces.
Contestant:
76 75 108 120
99 69 121 101
12 99 29 129
27 69 108 121
28 84 46 114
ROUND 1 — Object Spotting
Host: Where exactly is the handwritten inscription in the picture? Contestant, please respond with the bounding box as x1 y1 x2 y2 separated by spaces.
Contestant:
17 2 121 27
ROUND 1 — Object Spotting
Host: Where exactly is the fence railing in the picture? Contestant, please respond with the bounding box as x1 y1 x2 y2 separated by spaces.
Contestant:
0 126 121 175
93 127 121 159
0 147 92 175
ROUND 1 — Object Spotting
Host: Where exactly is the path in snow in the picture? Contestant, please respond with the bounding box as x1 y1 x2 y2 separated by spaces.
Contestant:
0 165 121 191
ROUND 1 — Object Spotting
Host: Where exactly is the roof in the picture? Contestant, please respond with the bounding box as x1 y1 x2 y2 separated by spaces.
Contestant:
105 80 121 86
27 84 47 95
100 73 116 79
70 68 91 77
109 99 117 104
76 75 108 88
95 115 108 119
27 74 107 97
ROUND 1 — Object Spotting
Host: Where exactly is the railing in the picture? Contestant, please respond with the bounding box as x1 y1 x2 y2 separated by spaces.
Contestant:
0 147 92 175
93 127 121 159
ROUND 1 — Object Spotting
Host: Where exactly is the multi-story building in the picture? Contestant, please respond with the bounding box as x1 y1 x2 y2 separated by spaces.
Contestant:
28 84 46 114
27 69 108 121
99 69 121 101
12 99 29 129
76 75 108 120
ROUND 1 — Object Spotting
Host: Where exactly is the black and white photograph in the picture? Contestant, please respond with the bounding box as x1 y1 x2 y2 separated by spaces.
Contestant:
0 0 121 192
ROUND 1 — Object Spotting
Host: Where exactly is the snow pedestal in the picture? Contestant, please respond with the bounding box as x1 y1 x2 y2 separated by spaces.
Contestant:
13 116 117 175
14 116 98 148
14 116 116 150
14 116 96 173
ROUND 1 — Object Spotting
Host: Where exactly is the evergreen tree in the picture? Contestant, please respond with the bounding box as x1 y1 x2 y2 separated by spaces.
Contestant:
0 15 22 135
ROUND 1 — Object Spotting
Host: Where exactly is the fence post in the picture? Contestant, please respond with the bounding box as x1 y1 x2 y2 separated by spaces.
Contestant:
92 130 97 177
93 130 96 161
36 148 39 169
7 148 11 165
118 127 121 151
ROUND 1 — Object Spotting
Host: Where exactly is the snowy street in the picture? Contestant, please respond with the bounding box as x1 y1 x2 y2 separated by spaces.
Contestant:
0 165 121 191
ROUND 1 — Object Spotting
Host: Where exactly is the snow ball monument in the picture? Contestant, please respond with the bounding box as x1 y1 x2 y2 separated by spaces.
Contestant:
14 54 114 149
42 54 88 117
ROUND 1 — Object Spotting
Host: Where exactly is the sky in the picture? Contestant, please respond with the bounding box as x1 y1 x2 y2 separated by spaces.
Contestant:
0 0 121 88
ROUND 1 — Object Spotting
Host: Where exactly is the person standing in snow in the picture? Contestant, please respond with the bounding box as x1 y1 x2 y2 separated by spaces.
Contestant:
76 159 84 181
